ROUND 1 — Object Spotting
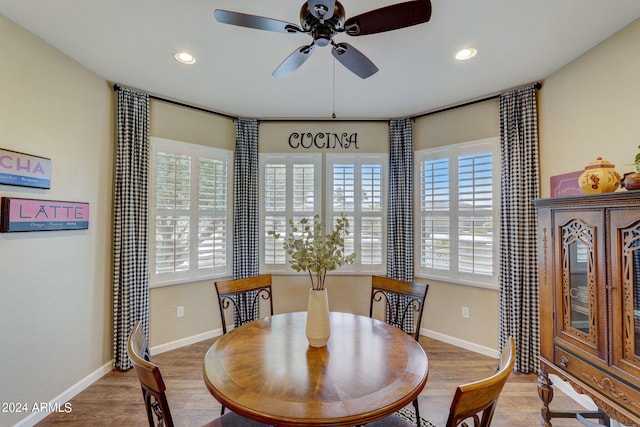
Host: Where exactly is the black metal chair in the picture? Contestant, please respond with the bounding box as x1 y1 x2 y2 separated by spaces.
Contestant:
214 273 273 335
368 275 429 427
370 275 429 341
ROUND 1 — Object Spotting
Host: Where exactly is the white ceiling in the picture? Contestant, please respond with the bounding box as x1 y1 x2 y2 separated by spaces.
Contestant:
1 0 640 120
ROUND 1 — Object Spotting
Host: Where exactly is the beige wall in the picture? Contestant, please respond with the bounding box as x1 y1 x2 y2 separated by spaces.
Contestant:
539 18 640 197
0 14 113 427
414 100 500 150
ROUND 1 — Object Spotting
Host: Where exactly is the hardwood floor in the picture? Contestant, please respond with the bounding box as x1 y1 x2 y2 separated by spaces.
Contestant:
37 336 587 426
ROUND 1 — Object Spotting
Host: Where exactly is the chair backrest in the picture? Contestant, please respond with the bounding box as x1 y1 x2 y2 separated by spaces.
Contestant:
445 337 516 427
214 274 273 334
370 275 429 340
127 321 174 427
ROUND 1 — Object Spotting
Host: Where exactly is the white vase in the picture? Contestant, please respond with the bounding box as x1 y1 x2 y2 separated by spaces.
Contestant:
305 288 330 347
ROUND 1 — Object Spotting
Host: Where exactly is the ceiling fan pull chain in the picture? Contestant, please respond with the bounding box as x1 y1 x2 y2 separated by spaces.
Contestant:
332 57 337 119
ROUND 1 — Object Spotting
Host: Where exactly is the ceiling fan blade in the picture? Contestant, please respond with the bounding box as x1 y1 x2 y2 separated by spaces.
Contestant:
331 43 378 79
273 45 317 77
344 0 432 36
307 0 336 20
214 9 303 33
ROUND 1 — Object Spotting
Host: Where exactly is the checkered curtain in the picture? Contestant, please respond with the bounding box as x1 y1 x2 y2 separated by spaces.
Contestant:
498 85 540 373
113 87 150 371
232 119 260 326
388 118 415 334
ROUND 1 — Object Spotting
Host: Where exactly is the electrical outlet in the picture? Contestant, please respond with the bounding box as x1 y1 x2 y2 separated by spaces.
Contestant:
462 306 470 319
177 306 184 318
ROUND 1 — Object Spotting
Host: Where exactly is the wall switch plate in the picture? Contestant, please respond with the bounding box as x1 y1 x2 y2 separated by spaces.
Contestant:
177 306 184 318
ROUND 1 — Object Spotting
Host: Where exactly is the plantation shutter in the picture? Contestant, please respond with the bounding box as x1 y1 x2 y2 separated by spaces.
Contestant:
329 157 385 273
155 151 191 274
263 160 318 267
419 158 450 271
457 151 494 277
264 163 287 266
198 158 228 270
361 164 383 265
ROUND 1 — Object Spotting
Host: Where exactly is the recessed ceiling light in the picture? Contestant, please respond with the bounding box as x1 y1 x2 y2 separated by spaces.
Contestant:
455 48 478 61
175 51 196 65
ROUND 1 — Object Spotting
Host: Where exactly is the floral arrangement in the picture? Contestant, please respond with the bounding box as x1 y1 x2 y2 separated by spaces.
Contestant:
268 214 357 291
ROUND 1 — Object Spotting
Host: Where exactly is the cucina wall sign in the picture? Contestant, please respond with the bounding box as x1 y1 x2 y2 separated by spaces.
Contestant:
288 132 359 150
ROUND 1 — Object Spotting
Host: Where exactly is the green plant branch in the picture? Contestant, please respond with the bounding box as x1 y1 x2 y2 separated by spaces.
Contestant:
268 214 357 291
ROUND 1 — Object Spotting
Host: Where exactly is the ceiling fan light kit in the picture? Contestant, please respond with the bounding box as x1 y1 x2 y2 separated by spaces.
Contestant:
214 0 432 79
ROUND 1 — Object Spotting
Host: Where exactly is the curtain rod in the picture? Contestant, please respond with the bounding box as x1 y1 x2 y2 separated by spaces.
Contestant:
412 81 542 120
113 83 385 122
259 117 389 123
113 81 541 123
112 83 236 120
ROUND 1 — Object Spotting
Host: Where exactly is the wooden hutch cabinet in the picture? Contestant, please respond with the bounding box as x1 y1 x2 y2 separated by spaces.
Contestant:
535 192 640 427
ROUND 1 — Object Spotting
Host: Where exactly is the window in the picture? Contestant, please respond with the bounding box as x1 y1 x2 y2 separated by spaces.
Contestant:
260 154 322 272
415 138 499 288
260 153 386 275
149 137 232 286
327 154 386 274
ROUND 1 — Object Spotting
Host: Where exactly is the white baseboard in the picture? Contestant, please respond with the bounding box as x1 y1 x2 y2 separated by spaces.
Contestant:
150 328 222 355
13 328 222 427
13 361 113 427
421 328 500 359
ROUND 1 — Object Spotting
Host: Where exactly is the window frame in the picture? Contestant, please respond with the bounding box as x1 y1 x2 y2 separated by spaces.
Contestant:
326 153 387 275
149 137 233 288
414 137 500 289
259 153 323 274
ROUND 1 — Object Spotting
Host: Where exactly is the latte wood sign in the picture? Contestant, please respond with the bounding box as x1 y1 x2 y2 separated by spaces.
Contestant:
0 197 90 232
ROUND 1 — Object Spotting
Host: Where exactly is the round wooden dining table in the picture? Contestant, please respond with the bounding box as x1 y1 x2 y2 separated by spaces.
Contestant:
203 311 429 426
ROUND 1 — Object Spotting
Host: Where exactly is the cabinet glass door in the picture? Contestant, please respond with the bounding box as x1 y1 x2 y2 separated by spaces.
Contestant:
560 219 596 345
634 248 640 357
621 222 640 359
611 211 640 378
568 240 589 332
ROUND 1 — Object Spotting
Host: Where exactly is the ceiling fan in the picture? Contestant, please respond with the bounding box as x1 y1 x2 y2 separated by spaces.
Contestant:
214 0 432 79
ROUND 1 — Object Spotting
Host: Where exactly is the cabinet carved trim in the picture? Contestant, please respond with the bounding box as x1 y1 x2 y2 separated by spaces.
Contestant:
543 227 549 273
580 372 639 412
552 374 620 422
584 387 636 427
